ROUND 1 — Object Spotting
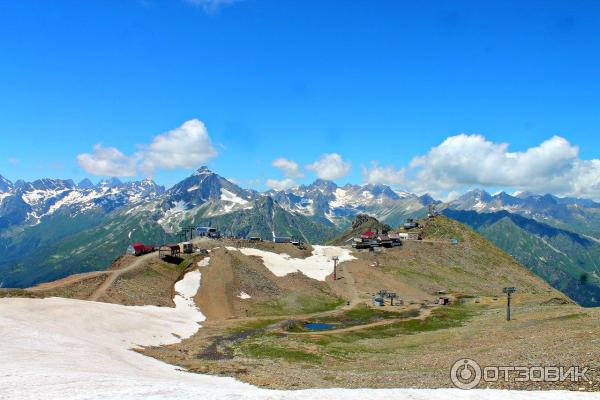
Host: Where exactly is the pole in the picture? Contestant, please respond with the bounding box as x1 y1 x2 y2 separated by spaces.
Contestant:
503 287 516 321
332 256 339 280
507 291 512 321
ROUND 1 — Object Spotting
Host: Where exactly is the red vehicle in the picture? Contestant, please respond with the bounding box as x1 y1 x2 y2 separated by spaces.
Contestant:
127 242 155 256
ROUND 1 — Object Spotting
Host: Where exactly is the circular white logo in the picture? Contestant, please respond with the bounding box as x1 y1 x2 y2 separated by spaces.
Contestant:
450 358 482 389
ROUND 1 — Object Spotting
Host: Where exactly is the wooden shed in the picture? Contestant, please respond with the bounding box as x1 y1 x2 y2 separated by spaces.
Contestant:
159 244 181 258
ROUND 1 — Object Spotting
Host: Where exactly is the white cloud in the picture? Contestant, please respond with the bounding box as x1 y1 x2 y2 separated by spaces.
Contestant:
407 133 600 200
7 157 19 165
76 144 137 177
77 119 217 177
139 119 217 174
361 161 405 185
272 157 303 178
306 153 351 180
266 178 297 191
184 0 241 13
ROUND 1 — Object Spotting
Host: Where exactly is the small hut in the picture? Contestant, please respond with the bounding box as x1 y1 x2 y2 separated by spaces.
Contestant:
159 244 181 258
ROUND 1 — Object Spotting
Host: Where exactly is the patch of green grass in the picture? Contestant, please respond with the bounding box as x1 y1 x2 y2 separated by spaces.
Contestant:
343 303 418 321
297 295 345 313
238 334 321 363
142 267 161 277
227 318 283 334
0 289 40 298
543 312 588 323
284 304 422 333
309 303 480 344
253 294 344 316
177 257 196 270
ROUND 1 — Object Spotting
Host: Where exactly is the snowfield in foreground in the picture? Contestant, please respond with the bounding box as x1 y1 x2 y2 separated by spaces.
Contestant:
229 245 356 280
0 261 595 399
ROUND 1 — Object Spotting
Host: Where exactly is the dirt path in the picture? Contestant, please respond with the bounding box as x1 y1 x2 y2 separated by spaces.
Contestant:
284 307 433 335
88 253 154 301
194 249 236 320
340 267 361 308
28 271 109 292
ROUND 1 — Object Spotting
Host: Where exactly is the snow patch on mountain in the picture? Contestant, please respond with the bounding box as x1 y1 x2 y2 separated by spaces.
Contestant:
229 245 355 281
220 188 249 205
158 200 189 232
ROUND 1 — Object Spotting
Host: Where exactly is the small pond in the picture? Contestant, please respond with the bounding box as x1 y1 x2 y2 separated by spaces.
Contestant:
304 323 337 331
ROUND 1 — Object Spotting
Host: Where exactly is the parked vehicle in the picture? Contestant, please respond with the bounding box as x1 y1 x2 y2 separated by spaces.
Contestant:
196 227 221 238
182 242 194 254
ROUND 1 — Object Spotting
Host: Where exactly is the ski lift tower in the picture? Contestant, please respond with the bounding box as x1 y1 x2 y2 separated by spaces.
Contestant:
503 287 517 321
428 204 437 218
332 256 339 280
186 225 196 241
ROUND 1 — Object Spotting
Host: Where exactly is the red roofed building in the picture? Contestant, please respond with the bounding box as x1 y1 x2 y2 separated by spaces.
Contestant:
361 231 377 240
127 242 155 256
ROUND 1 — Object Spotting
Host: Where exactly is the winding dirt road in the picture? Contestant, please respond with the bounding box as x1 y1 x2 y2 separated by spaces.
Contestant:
88 253 155 301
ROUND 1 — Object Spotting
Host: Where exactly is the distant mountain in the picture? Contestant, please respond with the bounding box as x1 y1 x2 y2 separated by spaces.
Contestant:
271 180 435 229
445 189 600 305
77 178 94 189
0 176 165 230
0 174 13 192
0 176 166 287
447 189 600 238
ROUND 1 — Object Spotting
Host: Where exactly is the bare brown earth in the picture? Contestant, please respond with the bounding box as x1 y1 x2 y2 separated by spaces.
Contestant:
195 246 342 320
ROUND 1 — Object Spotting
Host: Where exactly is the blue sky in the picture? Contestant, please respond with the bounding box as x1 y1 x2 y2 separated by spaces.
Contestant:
1 1 600 199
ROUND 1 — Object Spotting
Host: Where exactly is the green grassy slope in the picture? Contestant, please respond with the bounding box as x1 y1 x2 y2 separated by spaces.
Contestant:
445 209 600 307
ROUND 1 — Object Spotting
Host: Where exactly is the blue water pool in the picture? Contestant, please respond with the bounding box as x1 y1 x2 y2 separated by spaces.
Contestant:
304 323 337 331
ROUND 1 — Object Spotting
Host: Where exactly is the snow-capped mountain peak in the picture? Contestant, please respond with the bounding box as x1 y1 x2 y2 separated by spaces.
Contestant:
0 174 13 192
0 176 165 229
77 178 94 189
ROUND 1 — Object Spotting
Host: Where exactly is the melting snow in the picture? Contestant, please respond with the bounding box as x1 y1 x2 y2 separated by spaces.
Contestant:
230 245 355 281
237 291 251 299
197 257 211 267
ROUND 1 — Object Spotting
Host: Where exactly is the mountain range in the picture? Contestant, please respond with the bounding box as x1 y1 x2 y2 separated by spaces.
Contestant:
1 167 599 306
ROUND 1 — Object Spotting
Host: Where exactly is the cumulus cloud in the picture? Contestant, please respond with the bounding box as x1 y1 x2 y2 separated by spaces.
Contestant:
76 119 217 177
266 178 297 191
361 161 405 185
306 153 351 180
272 157 304 178
139 119 217 174
77 144 137 177
407 133 600 199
